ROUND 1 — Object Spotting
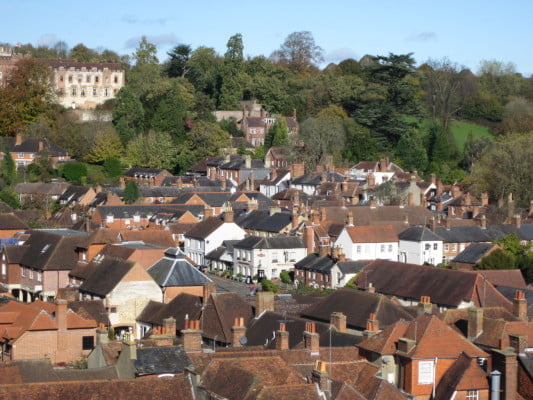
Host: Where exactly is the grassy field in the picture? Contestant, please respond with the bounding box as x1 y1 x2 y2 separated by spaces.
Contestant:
449 121 494 151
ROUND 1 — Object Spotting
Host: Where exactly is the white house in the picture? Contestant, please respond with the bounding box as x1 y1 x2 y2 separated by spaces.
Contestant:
184 209 246 266
259 170 291 198
398 226 443 265
233 236 306 281
335 225 399 261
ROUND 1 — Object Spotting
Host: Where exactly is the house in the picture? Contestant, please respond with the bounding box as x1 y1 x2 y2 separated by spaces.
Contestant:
357 314 489 399
147 248 211 303
15 229 90 302
264 147 290 169
0 244 29 299
241 111 298 146
0 299 97 364
122 167 173 187
434 224 492 263
0 213 29 239
184 207 246 266
232 236 306 280
349 157 404 186
259 168 291 197
14 182 69 203
58 185 97 207
450 243 500 270
291 171 346 195
2 134 71 167
398 226 443 265
370 176 434 207
336 225 399 261
205 240 240 273
78 258 162 339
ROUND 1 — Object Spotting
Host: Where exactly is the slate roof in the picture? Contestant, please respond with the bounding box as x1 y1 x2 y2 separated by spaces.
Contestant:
486 223 533 241
184 216 225 239
336 261 371 275
2 137 69 156
171 192 233 207
292 171 346 186
294 253 337 273
0 213 29 230
355 260 513 309
233 236 305 250
235 210 270 229
2 245 29 264
78 258 137 297
253 213 292 232
302 288 414 330
67 300 110 326
452 243 497 264
136 293 203 329
96 204 193 219
58 185 90 204
14 182 69 196
148 249 211 287
19 229 90 271
124 167 167 178
398 226 442 241
134 346 191 376
435 225 492 243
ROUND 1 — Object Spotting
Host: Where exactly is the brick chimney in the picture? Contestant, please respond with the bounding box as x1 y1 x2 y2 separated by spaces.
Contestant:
304 322 319 354
452 185 461 198
509 334 527 355
331 312 347 333
338 247 346 262
291 163 305 178
367 173 375 188
305 224 315 254
513 214 521 228
437 179 443 197
220 175 227 190
367 282 375 293
331 246 339 260
346 211 354 226
55 299 68 332
182 319 202 352
492 348 517 400
480 215 487 229
320 207 327 222
204 206 214 218
369 199 377 209
163 317 177 338
203 281 216 301
363 313 380 337
292 190 300 207
275 322 289 350
38 139 44 152
379 157 388 172
513 290 527 321
430 217 437 233
231 317 246 347
407 192 414 206
223 205 234 223
430 173 436 185
467 307 483 340
255 291 274 317
177 176 183 189
15 133 23 145
481 192 489 206
318 241 329 257
437 200 443 212
312 361 331 394
209 167 216 180
292 210 299 228
418 296 432 315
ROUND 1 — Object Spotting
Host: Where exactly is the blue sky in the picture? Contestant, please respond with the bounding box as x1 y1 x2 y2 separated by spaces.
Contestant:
2 0 531 75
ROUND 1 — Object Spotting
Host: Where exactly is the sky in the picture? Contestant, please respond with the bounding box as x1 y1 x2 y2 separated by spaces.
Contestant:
1 0 532 76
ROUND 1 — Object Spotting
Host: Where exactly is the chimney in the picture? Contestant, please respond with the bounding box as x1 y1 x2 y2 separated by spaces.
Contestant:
177 176 183 189
418 296 432 315
509 334 527 355
465 192 472 206
480 215 487 229
220 176 227 190
338 248 346 262
231 317 246 347
513 290 527 321
312 210 320 225
364 313 380 337
223 205 234 223
437 179 443 196
292 210 299 229
319 241 329 257
529 200 533 215
331 246 339 260
224 154 230 163
312 361 331 394
341 179 348 192
275 322 289 350
492 348 517 400
15 133 23 146
437 200 443 212
397 337 416 354
430 173 436 185
292 190 300 207
55 299 68 332
481 192 489 206
403 214 409 225
305 224 315 254
430 217 436 233
367 173 375 188
320 207 327 222
446 219 452 230
255 291 275 317
367 282 375 293
452 185 461 198
122 332 137 360
163 317 177 338
96 325 109 345
204 206 214 218
507 193 515 220
490 370 501 400
203 281 216 301
331 312 347 333
513 214 521 228
244 154 252 169
292 163 305 178
304 322 319 354
247 198 258 211
182 319 202 352
38 139 44 152
467 307 483 340
209 167 216 180
379 157 388 172
346 211 354 226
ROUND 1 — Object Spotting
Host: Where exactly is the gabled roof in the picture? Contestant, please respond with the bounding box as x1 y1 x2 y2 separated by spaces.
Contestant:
134 346 191 376
3 245 29 264
486 223 533 241
398 226 442 242
123 167 168 178
136 293 202 329
0 213 29 230
233 236 305 250
148 249 211 287
344 225 398 243
294 253 337 273
184 216 225 239
14 182 69 196
301 288 414 330
435 353 489 399
435 225 492 243
252 213 292 232
79 259 138 297
58 185 91 204
452 243 497 264
2 137 68 156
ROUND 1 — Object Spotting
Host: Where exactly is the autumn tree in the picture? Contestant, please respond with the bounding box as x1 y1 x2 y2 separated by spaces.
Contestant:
123 131 178 170
270 31 324 73
86 129 124 163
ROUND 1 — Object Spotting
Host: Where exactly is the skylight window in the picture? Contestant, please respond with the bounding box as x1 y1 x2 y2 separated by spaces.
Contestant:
41 244 51 253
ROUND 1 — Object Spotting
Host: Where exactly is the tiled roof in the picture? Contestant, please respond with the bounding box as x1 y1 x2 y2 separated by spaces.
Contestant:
0 213 29 230
136 293 202 329
14 182 69 196
148 249 211 287
134 346 191 376
3 245 29 264
345 225 398 243
452 243 497 264
184 216 224 239
476 269 527 289
79 259 137 297
435 353 489 399
120 230 175 247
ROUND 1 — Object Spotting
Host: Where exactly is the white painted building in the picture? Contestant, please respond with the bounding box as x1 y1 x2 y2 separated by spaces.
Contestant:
335 225 399 261
398 226 443 265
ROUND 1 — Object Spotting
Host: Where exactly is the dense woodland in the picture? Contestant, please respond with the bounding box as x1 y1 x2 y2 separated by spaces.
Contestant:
0 32 532 208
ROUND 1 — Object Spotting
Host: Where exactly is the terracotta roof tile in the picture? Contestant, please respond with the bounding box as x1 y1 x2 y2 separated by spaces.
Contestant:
345 225 398 243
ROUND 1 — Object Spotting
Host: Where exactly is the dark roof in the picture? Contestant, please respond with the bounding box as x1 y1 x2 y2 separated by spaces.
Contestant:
233 236 305 250
134 346 191 376
398 226 442 241
96 204 194 219
294 253 337 273
124 167 167 177
0 213 29 230
136 293 202 329
185 216 225 239
3 245 29 264
148 249 211 287
171 192 233 207
301 288 414 330
235 210 269 229
452 243 496 264
337 261 371 275
435 225 492 243
19 229 90 271
67 300 110 326
292 172 346 186
486 223 533 241
253 213 292 232
58 185 90 204
497 287 533 318
2 137 69 156
79 258 136 297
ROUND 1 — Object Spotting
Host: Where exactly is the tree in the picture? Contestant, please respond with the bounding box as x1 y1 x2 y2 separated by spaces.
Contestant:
270 31 324 73
69 43 99 62
86 129 124 163
62 162 88 184
478 60 523 103
103 157 122 178
477 249 515 270
184 121 230 160
264 120 289 149
0 58 56 135
1 153 17 186
112 86 145 144
394 130 428 173
187 46 222 96
165 44 192 78
133 36 159 65
463 133 492 171
123 131 179 170
127 37 161 97
218 33 245 109
0 189 20 209
471 133 533 207
500 97 533 134
343 118 378 163
123 180 140 204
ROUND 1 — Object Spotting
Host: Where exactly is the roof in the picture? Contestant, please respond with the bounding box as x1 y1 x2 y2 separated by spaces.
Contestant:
58 185 90 204
0 213 29 230
148 249 211 287
253 213 292 233
79 258 137 297
302 288 414 330
452 243 497 264
476 270 528 290
124 167 168 177
136 293 202 329
356 260 514 309
435 225 492 243
398 226 442 242
294 253 337 273
184 216 225 239
344 225 398 243
14 182 69 196
435 353 490 399
233 236 305 250
2 137 69 156
3 245 29 264
134 346 191 376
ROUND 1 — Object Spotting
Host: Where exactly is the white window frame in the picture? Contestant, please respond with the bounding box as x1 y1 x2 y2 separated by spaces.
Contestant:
418 360 434 385
466 390 479 400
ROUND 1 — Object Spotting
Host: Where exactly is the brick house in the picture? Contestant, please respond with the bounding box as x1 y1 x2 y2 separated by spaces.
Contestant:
0 213 28 239
0 299 97 364
241 112 298 146
1 134 70 167
121 168 173 187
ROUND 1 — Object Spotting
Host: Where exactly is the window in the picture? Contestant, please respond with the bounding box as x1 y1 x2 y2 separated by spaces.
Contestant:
80 88 85 97
86 75 91 83
272 253 279 263
466 390 479 400
425 243 431 250
71 87 76 96
289 252 296 262
356 245 361 254
452 244 457 252
95 76 99 83
93 87 97 96
109 307 117 313
388 244 393 252
433 243 438 250
37 271 42 282
418 360 434 385
104 88 109 96
1 263 6 277
106 215 114 223
68 75 72 83
29 269 33 279
114 76 118 83
21 266 25 277
133 215 140 222
380 245 385 252
444 244 449 252
59 75 64 82
82 336 95 350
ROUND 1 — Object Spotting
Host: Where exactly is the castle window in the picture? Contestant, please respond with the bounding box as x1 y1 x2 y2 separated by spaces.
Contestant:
68 75 72 83
114 75 118 83
71 87 76 96
86 75 91 83
95 76 99 83
93 87 97 96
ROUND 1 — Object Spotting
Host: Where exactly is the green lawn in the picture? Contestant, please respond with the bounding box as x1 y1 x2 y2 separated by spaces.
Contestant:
449 121 494 151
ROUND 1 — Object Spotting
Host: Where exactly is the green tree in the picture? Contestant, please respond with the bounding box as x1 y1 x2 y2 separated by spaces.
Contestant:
184 121 230 160
187 46 222 96
165 44 192 78
123 131 179 170
477 249 515 270
127 37 161 97
112 86 145 144
62 162 88 184
394 130 428 172
463 133 493 171
1 153 17 186
478 60 523 103
69 43 99 62
218 33 245 109
123 180 140 204
270 31 324 73
343 118 377 163
0 189 20 209
264 120 289 149
103 157 122 178
86 129 124 163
